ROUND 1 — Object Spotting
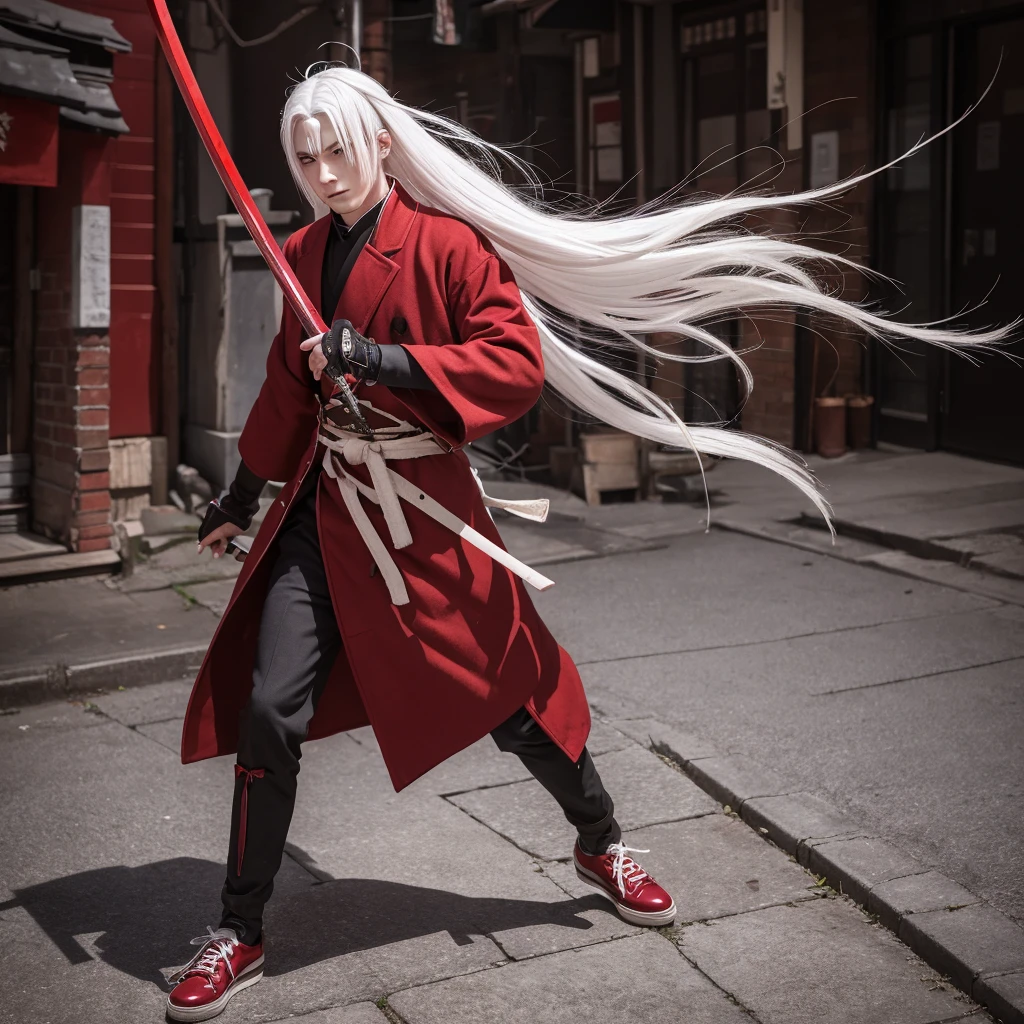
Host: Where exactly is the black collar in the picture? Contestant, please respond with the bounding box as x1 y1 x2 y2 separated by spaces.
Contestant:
331 193 388 242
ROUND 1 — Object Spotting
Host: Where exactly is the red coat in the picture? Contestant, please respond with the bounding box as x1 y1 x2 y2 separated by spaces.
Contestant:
180 181 591 790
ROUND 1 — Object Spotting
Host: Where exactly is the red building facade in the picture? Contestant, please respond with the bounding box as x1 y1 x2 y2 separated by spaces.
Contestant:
0 0 166 554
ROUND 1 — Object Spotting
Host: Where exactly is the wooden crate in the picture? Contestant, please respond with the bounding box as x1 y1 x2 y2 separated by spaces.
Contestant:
579 431 639 506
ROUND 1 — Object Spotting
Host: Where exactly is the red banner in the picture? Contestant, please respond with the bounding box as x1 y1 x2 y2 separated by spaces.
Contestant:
0 94 59 187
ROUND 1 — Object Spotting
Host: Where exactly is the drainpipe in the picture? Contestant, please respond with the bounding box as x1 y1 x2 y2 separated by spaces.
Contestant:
330 1 361 64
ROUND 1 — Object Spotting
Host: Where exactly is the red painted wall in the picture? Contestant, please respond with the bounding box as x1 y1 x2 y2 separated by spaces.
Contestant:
64 0 159 439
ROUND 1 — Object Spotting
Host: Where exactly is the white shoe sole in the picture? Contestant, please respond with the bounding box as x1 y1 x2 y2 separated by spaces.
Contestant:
166 957 264 1022
574 864 677 927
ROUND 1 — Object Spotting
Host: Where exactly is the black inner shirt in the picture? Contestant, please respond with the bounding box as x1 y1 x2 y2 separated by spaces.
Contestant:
316 189 434 393
319 194 388 324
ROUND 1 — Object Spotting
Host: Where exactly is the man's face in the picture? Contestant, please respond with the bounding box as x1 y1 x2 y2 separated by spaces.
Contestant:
293 112 386 220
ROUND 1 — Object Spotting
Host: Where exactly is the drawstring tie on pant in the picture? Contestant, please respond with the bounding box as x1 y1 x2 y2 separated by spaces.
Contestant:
233 764 265 876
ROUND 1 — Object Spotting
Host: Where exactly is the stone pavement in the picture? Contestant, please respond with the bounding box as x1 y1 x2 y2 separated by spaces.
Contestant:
707 448 1024 594
3 448 1019 707
2 448 1024 1021
0 682 986 1024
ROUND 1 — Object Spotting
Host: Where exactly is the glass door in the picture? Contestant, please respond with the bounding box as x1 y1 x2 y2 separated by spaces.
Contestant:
875 33 944 449
941 15 1024 463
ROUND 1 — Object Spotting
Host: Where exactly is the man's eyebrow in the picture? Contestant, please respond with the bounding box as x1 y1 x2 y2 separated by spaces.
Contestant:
294 138 343 157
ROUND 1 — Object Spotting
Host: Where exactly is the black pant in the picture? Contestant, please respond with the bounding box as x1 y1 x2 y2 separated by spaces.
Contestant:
220 484 620 944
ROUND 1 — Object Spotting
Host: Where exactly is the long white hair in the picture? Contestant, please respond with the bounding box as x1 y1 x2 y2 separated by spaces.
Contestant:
280 65 1014 527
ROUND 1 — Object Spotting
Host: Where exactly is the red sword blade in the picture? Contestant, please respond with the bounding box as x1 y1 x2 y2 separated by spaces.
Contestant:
146 0 371 434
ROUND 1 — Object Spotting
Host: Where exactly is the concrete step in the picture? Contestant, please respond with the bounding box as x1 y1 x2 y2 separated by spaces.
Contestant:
798 511 1024 581
0 532 66 565
714 517 887 562
0 548 121 586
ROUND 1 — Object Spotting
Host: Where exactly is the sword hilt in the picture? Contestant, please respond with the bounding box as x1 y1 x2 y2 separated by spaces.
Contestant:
328 375 374 437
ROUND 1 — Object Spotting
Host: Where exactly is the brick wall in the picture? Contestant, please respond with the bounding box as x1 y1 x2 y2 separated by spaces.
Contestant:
801 0 876 425
738 171 805 446
731 0 876 449
64 0 159 440
31 132 113 552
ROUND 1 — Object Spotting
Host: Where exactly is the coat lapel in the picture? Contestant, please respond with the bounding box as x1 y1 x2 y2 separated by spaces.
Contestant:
293 214 331 330
294 180 419 337
335 180 419 335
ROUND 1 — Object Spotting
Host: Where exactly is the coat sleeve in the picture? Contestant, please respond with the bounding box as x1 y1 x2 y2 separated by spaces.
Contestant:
396 251 545 448
237 236 320 481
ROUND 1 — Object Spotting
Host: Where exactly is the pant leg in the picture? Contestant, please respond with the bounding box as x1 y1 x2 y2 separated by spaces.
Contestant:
490 707 621 855
220 486 341 943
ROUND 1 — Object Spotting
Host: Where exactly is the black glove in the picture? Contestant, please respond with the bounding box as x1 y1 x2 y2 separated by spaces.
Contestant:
197 492 258 544
322 318 382 385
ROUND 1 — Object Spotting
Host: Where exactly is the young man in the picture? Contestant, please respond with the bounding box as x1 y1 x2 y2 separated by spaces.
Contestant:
166 94 674 1024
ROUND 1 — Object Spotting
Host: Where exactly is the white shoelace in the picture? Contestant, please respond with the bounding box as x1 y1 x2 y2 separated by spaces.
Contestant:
174 926 239 992
607 843 651 898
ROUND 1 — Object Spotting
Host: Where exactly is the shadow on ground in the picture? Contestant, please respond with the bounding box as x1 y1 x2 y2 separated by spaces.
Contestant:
0 853 603 986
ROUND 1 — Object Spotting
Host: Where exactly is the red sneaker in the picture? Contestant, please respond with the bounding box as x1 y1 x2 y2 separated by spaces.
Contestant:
166 927 264 1022
573 841 676 926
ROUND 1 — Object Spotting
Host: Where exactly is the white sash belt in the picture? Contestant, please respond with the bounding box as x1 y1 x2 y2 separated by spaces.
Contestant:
318 422 555 606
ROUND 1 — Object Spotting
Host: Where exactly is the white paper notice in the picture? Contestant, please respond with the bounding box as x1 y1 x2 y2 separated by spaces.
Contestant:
71 204 111 329
810 130 839 188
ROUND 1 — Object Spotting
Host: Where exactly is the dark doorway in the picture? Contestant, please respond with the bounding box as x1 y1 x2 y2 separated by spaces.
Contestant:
877 5 1024 464
942 15 1024 462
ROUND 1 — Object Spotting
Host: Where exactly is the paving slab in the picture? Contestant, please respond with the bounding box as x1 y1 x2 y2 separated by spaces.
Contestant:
140 505 202 535
283 735 623 980
135 716 185 754
678 899 976 1024
448 745 717 860
0 899 168 1024
805 837 927 904
267 1004 386 1024
975 971 1024 1024
540 530 994 667
182 577 238 617
860 550 1024 606
388 932 752 1024
715 517 889 562
973 548 1024 579
116 537 244 593
941 533 1023 558
215 944 382 1024
900 903 1024 994
0 712 490 1024
546 816 819 924
607 716 721 760
0 706 321 1024
868 871 983 933
838 496 1024 543
406 718 630 799
741 792 867 857
486 890 641 962
0 717 230 883
580 606 1024 709
259 897 501 1013
0 698 110 740
576 606 1024 927
91 678 193 727
497 522 596 565
0 575 217 680
686 754 796 810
